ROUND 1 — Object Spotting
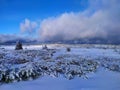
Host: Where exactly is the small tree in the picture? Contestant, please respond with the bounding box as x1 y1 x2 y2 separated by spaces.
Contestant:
42 44 48 50
15 41 23 50
66 47 71 52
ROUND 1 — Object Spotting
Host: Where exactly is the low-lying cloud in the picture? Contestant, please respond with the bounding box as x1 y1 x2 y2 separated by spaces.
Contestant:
39 0 120 43
0 34 19 43
0 34 36 44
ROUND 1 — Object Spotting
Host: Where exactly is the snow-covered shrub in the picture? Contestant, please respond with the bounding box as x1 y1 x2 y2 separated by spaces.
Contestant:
109 64 120 72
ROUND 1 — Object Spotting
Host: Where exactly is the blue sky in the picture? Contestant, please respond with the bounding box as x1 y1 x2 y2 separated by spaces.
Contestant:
0 0 88 34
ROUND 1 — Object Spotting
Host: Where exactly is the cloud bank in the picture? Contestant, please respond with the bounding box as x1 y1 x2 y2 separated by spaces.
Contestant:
39 0 120 43
0 34 36 44
20 18 37 34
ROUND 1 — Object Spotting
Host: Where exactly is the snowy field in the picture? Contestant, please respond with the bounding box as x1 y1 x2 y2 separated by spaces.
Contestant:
0 44 120 90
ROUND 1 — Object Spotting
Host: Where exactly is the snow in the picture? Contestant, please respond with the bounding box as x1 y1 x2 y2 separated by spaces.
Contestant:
0 44 120 90
54 47 120 59
0 68 120 90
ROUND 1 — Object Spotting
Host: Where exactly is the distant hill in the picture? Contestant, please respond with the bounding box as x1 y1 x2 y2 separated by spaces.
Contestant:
0 37 120 45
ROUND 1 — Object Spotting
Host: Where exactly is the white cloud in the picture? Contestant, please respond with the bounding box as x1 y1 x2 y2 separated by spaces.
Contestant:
20 18 37 34
39 0 120 42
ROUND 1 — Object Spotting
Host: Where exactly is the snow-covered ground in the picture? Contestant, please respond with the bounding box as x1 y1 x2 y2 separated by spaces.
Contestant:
1 68 120 90
0 44 120 90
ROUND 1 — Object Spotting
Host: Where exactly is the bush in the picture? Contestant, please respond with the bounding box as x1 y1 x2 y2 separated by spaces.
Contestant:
66 47 71 52
15 41 23 50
